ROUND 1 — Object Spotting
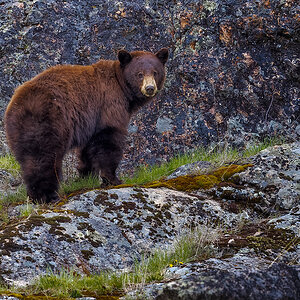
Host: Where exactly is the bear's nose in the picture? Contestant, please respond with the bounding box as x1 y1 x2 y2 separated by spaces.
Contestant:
145 85 155 95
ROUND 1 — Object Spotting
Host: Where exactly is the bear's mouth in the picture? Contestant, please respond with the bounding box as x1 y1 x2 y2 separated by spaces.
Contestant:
141 89 157 98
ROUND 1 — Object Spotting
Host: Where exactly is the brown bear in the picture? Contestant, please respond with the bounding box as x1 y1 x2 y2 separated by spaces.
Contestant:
5 48 169 203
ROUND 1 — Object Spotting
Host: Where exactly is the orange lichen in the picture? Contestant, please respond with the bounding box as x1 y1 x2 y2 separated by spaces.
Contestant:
219 23 233 45
180 12 193 29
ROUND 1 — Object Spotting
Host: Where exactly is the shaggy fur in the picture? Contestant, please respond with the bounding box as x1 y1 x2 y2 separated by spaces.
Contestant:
5 48 168 203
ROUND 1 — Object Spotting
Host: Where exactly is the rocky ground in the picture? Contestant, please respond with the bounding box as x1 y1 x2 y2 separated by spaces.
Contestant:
0 142 299 299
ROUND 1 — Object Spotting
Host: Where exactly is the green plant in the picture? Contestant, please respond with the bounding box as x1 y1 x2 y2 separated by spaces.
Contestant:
0 185 27 204
59 175 101 197
0 137 285 218
0 154 20 176
19 200 35 217
243 136 286 157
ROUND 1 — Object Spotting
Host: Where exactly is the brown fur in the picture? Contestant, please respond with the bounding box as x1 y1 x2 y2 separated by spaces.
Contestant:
5 48 168 203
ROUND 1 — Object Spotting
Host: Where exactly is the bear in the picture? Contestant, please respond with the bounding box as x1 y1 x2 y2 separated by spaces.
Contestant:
5 48 169 203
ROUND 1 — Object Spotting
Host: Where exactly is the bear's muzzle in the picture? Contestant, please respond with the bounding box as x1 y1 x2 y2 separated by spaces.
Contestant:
141 75 158 97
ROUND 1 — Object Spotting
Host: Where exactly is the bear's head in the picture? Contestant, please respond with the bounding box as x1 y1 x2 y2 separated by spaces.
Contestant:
118 48 169 100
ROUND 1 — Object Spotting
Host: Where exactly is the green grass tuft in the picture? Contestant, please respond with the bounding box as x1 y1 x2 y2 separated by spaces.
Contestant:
121 146 238 185
243 136 285 157
0 154 20 176
59 175 101 197
0 185 27 204
19 201 35 218
133 225 219 283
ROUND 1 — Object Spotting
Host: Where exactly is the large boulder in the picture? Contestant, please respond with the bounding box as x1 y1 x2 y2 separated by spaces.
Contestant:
0 186 251 286
0 0 299 169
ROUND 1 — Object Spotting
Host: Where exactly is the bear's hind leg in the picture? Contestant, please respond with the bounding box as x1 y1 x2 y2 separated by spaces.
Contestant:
5 99 68 203
78 127 124 186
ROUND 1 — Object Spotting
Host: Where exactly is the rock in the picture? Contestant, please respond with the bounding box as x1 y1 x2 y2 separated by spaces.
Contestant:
0 0 299 171
268 204 300 236
0 187 251 286
237 142 300 210
0 143 299 299
167 161 213 179
0 121 9 157
156 116 173 133
123 254 300 300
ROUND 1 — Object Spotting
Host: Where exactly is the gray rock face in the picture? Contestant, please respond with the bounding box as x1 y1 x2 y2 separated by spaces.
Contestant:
0 0 299 171
268 204 300 236
0 121 9 157
238 142 300 210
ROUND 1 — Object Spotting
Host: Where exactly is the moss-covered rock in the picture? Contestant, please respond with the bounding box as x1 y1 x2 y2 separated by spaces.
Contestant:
144 164 253 191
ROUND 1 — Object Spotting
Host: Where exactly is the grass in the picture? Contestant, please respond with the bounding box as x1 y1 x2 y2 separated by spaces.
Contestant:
0 154 20 176
0 137 288 298
0 137 285 208
19 200 36 217
59 175 101 197
243 136 285 157
13 225 219 299
122 137 285 185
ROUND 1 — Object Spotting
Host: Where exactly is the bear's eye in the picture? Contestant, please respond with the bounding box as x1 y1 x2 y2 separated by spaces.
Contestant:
153 71 157 76
138 72 143 79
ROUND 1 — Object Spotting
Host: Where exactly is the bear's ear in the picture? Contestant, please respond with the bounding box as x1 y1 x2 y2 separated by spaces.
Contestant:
155 48 169 65
118 50 132 67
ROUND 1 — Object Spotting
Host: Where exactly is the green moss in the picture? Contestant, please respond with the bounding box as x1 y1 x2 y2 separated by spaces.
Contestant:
113 183 135 189
211 164 253 180
143 164 252 192
68 210 89 218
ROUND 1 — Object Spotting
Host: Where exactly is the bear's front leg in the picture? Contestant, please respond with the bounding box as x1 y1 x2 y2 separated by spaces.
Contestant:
78 127 125 186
